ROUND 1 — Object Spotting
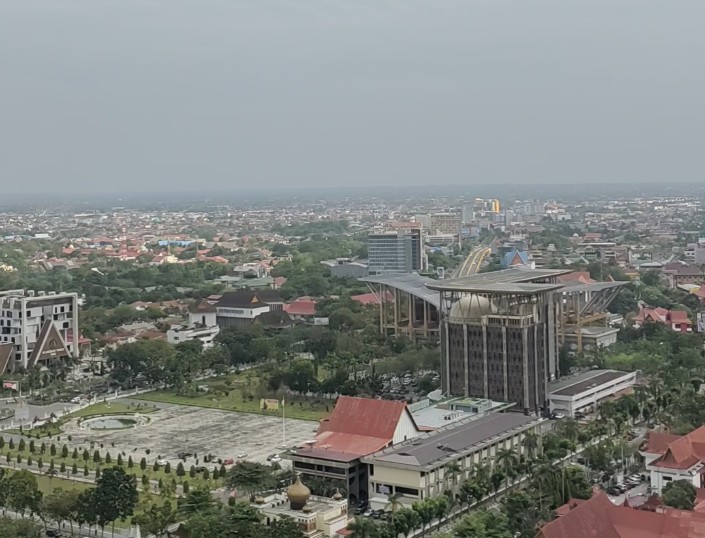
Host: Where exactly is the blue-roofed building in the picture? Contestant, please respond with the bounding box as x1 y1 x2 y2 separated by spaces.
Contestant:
502 248 534 269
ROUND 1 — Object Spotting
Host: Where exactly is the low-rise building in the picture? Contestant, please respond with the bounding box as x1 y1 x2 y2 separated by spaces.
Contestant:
253 477 351 538
0 289 80 374
640 426 705 494
215 290 284 328
633 307 692 333
547 369 636 417
290 396 422 502
361 412 543 509
536 488 705 538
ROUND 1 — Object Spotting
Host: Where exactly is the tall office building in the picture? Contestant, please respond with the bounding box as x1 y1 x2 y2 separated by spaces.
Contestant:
429 269 565 414
368 232 414 275
0 290 80 374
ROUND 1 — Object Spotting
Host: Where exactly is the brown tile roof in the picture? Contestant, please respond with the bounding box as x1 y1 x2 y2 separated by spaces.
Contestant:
537 489 705 538
641 432 683 455
651 426 705 470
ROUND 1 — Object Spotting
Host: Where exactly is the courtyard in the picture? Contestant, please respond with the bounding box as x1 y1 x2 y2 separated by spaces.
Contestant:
60 399 319 468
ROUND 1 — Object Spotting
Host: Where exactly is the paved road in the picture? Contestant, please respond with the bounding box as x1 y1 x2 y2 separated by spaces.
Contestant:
455 247 491 277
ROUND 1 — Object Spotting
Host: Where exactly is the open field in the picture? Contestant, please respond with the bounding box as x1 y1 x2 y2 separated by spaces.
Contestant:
132 373 332 421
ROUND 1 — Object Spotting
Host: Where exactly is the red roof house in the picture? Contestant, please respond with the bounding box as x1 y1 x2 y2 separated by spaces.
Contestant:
537 489 705 538
296 396 421 462
283 297 318 319
633 307 692 333
641 426 705 494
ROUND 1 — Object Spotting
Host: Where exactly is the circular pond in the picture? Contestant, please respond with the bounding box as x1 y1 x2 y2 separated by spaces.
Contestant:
80 414 150 430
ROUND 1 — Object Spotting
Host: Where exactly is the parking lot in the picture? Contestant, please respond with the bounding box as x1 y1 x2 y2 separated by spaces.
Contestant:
62 401 319 468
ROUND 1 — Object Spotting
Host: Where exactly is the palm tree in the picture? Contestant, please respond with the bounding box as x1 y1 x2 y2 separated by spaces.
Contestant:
522 432 540 460
495 448 519 483
347 517 379 538
444 462 462 491
385 492 403 522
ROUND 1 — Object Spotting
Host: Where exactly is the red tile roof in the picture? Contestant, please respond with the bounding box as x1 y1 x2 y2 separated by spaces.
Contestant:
351 291 393 305
634 307 691 325
557 271 596 285
298 396 419 460
641 432 683 455
283 298 317 316
651 426 705 470
537 490 705 538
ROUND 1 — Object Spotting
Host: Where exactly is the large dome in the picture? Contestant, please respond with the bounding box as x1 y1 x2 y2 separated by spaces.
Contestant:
448 295 494 322
287 476 311 510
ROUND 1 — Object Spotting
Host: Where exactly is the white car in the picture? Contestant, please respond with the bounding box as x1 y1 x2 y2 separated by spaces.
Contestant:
237 452 248 459
156 459 168 466
271 454 282 463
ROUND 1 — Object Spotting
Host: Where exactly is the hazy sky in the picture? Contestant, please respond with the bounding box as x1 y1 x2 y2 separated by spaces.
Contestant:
1 0 704 194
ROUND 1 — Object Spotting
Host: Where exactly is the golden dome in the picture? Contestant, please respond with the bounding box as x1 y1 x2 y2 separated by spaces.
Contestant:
254 496 265 504
287 476 311 510
302 504 312 513
333 489 343 501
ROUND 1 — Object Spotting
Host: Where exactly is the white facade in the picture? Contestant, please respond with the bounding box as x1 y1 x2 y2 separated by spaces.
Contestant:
392 408 421 445
167 324 220 349
363 416 543 508
549 370 637 417
646 460 703 494
0 289 79 371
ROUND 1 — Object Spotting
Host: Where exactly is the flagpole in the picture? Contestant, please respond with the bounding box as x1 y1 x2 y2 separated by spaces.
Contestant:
282 397 286 446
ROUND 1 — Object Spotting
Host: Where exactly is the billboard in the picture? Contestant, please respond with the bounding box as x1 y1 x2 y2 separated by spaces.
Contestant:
260 398 279 411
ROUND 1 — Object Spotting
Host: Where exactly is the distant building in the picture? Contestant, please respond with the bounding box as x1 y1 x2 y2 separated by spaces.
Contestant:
0 290 80 374
283 297 319 323
367 232 415 275
166 300 220 349
633 307 692 333
215 290 284 328
320 259 369 279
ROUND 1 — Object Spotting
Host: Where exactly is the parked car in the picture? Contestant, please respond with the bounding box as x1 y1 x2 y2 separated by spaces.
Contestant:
237 453 248 459
177 451 193 459
223 458 234 465
156 459 168 466
271 454 282 463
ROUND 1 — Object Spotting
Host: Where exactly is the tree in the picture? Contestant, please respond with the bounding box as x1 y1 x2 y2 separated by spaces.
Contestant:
224 461 276 497
0 517 41 538
92 466 139 536
134 502 177 538
176 462 186 479
61 444 69 458
42 488 81 535
5 470 43 516
178 488 217 517
501 491 550 538
453 510 512 538
140 457 147 472
663 480 697 511
347 517 380 538
269 515 306 538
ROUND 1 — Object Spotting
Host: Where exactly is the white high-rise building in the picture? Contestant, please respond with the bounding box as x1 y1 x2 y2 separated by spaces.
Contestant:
0 290 79 374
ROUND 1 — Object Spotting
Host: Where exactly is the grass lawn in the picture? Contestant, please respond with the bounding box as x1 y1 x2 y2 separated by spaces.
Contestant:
5 402 159 439
133 373 331 421
134 389 330 421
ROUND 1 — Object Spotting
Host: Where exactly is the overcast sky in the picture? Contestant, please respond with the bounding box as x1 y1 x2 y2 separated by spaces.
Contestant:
1 0 704 194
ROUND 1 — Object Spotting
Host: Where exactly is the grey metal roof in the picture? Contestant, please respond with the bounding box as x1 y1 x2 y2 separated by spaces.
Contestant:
362 412 540 470
360 274 440 307
426 281 563 294
425 268 571 293
547 369 630 397
558 280 629 293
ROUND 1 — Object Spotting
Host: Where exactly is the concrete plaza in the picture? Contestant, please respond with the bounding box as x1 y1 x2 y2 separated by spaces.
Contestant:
61 401 319 468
